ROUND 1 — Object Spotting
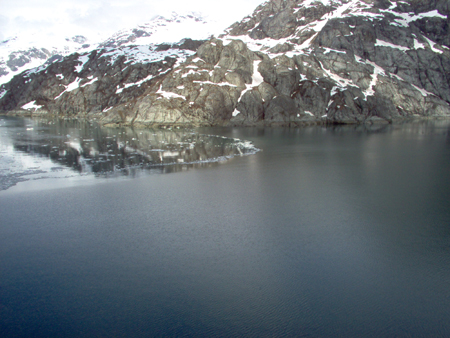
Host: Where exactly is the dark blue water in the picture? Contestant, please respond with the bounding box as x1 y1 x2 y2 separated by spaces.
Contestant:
1 118 450 337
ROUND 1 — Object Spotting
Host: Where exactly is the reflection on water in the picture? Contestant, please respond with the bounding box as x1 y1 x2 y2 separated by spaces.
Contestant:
0 116 259 190
1 117 450 337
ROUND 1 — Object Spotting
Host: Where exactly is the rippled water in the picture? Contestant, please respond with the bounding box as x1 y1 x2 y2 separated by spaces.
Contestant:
0 116 258 190
1 117 450 337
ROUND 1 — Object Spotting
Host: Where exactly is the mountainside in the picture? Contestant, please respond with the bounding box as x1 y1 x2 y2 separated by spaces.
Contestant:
99 12 214 49
1 0 449 126
0 35 94 86
0 39 203 118
0 12 214 86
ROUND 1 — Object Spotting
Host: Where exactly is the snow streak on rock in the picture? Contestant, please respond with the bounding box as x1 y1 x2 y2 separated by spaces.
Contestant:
1 0 450 126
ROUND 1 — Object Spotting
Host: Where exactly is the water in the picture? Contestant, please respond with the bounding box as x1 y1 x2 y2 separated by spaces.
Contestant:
0 116 258 191
1 117 450 337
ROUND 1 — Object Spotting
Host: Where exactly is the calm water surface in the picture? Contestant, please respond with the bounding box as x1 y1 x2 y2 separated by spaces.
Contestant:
1 116 450 337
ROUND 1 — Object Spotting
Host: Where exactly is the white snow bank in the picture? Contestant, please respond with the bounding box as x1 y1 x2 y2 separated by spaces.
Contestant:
423 36 444 54
80 77 98 87
411 83 433 97
251 60 264 86
381 9 447 27
75 54 90 73
413 39 425 50
375 39 409 51
156 85 186 100
101 46 195 67
116 74 155 94
193 81 237 87
22 101 43 110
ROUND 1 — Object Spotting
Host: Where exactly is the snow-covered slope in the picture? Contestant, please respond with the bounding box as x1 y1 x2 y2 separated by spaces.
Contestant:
223 0 449 54
0 12 220 86
1 0 450 126
99 12 221 48
0 34 94 85
0 35 206 117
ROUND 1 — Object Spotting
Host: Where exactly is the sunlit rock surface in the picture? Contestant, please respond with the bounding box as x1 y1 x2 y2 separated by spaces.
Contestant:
1 0 449 125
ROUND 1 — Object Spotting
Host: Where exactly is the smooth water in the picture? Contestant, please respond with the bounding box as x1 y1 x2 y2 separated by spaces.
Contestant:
0 117 258 191
1 117 450 337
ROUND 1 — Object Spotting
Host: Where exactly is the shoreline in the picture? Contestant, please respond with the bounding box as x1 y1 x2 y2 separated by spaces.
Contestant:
2 109 450 129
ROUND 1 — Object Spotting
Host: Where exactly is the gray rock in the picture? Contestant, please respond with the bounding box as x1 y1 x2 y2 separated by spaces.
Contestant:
1 0 450 126
250 10 297 40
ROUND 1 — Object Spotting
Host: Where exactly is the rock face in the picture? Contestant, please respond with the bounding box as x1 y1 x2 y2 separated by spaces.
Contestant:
0 40 203 121
0 36 93 86
0 12 215 86
1 0 450 126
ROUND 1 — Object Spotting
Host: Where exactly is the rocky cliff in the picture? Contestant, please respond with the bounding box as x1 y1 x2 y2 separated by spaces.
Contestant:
0 35 93 86
1 0 449 126
0 12 213 86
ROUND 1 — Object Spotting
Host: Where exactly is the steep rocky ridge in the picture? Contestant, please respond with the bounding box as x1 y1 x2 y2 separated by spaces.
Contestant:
0 12 214 86
99 12 212 49
1 0 449 126
0 40 203 120
0 35 93 86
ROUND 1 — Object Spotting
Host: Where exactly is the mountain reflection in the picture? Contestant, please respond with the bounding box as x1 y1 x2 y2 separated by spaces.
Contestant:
0 117 259 184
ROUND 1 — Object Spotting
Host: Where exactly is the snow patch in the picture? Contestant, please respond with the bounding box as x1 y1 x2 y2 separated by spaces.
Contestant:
381 9 447 27
363 59 386 98
330 86 340 96
413 39 425 50
411 83 433 97
193 81 237 87
75 54 90 73
80 77 98 87
101 45 195 67
120 74 155 93
323 48 346 54
375 39 409 51
156 85 186 100
54 77 85 99
422 36 444 54
234 60 265 106
251 60 264 86
181 69 198 78
301 0 337 7
66 78 82 92
318 60 357 89
191 57 205 63
22 101 43 110
23 63 48 77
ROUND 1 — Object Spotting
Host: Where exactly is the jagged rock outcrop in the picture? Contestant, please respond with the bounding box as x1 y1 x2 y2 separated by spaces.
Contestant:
0 40 204 121
0 35 93 86
1 0 449 126
0 12 214 86
6 48 52 71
